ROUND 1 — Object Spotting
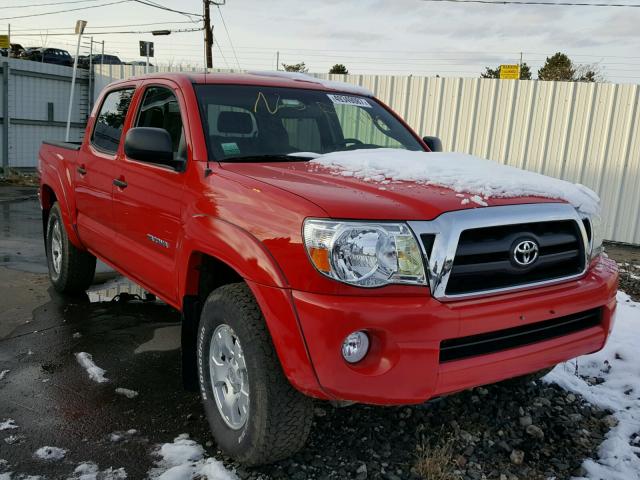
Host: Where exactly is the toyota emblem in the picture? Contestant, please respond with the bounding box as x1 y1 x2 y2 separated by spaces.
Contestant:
512 240 539 266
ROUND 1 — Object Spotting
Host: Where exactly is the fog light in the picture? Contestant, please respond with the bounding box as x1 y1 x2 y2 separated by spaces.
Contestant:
341 331 370 364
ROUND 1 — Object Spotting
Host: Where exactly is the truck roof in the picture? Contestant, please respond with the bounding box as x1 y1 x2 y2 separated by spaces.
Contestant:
111 71 373 97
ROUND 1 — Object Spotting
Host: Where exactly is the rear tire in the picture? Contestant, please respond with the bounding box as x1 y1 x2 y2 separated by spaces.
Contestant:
46 203 96 294
197 283 313 465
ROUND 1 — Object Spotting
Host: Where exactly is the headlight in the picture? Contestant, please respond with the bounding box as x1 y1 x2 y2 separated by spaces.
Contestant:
303 219 426 287
585 214 603 259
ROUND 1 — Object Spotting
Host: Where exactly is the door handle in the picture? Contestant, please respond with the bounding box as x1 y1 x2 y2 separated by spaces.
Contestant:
113 178 128 189
77 165 87 175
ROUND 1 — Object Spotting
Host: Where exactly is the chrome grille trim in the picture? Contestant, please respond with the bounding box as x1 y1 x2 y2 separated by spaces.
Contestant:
408 203 590 301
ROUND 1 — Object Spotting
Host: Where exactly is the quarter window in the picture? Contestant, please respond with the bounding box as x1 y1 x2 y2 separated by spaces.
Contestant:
91 88 135 153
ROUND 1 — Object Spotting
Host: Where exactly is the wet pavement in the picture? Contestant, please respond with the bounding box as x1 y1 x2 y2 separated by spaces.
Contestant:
0 191 210 478
1 187 639 480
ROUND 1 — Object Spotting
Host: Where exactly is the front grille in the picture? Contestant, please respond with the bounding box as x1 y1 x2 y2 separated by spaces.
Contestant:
445 220 586 295
439 308 601 363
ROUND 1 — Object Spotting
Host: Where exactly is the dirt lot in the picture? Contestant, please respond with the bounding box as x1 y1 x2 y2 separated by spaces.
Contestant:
0 187 638 480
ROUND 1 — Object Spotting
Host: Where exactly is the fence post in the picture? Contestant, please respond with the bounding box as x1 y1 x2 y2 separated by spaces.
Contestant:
2 61 9 175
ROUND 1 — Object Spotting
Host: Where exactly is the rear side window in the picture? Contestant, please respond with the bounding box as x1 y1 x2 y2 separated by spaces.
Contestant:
91 88 135 153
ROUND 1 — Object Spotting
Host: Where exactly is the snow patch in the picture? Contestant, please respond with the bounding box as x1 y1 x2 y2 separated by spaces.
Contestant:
248 71 373 97
75 352 108 383
115 388 138 399
0 420 17 431
69 462 127 480
0 370 9 381
148 434 237 480
34 446 66 461
545 291 640 479
310 149 600 214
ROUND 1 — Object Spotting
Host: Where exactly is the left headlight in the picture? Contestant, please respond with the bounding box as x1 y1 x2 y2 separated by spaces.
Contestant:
303 219 426 287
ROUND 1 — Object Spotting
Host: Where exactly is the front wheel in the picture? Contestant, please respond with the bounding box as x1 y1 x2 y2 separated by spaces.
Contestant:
46 203 96 294
197 283 313 465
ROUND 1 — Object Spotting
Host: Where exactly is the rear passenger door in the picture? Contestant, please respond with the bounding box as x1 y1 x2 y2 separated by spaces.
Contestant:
75 86 135 261
111 82 187 303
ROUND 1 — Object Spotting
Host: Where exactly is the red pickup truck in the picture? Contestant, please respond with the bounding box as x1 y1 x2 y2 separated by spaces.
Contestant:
39 72 618 465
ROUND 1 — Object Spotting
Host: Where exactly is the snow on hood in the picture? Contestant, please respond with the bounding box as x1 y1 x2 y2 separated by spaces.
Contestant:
310 149 600 215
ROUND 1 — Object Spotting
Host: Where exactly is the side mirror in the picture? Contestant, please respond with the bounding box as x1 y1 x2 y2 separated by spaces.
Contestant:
423 136 443 152
124 127 182 169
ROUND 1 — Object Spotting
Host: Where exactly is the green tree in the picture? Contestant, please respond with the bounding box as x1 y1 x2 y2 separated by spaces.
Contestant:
282 62 308 73
480 63 532 80
329 64 349 74
537 53 575 81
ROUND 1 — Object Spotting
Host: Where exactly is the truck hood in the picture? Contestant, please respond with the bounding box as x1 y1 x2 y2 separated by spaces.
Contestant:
220 161 559 220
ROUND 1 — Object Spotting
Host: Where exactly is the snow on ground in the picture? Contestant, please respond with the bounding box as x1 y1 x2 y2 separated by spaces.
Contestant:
75 352 108 383
148 434 238 480
0 370 9 381
33 447 66 461
546 291 640 480
310 149 600 214
115 387 138 399
69 462 127 480
0 420 17 431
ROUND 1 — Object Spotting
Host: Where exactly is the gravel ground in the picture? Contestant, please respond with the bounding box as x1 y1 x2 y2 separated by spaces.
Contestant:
605 242 640 301
223 378 611 480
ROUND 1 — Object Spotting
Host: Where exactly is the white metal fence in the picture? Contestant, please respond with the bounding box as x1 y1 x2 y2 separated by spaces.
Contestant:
0 58 89 169
93 66 640 244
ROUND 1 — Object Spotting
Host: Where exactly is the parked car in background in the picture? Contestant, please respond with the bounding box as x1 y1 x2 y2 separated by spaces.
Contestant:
20 48 73 67
78 54 124 69
0 43 25 58
128 60 153 66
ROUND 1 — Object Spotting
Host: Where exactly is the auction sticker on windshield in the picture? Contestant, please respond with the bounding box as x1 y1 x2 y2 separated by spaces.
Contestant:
327 94 371 108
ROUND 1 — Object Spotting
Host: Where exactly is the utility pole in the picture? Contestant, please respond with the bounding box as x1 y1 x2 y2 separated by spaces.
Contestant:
203 0 213 69
276 51 280 70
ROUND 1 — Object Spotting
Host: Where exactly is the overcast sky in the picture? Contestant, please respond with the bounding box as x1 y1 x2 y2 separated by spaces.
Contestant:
4 0 640 83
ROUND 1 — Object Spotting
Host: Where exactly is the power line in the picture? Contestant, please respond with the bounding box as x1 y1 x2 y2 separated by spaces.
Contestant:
9 20 199 32
215 4 241 70
420 0 640 7
13 27 203 36
4 0 102 8
132 0 202 18
0 0 131 20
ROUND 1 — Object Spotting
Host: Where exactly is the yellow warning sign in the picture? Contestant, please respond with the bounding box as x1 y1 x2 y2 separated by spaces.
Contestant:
0 35 10 49
500 64 520 80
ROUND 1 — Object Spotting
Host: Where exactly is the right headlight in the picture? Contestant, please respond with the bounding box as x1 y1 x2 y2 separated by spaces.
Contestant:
584 214 603 259
302 219 426 288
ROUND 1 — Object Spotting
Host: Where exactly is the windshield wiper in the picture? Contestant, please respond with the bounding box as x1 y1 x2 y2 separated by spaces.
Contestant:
223 154 313 163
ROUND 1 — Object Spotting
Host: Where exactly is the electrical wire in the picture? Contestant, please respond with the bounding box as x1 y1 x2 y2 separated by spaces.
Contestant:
9 21 199 32
13 27 204 36
0 0 131 20
215 4 241 69
4 0 102 8
132 0 202 18
420 0 640 6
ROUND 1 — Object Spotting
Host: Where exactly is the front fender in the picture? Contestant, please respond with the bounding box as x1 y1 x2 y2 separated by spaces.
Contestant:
178 215 330 399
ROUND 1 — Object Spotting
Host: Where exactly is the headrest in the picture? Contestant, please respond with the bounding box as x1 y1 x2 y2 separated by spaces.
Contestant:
217 111 253 135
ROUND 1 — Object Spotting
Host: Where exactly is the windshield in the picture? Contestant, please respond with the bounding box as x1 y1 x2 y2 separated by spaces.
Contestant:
194 84 424 161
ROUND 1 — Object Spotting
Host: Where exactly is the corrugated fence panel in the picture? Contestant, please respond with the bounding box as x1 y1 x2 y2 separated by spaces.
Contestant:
80 67 640 244
2 58 88 168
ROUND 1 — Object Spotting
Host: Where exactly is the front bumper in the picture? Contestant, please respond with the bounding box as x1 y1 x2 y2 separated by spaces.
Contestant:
292 256 618 405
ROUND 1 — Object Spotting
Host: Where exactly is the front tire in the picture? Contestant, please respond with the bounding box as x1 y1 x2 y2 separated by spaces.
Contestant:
46 203 96 294
197 283 313 465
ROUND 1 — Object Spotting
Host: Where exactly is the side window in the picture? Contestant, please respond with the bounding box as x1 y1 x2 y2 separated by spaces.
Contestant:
91 88 135 153
135 86 185 161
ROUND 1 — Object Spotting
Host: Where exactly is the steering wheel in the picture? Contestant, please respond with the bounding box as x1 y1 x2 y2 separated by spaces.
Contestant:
334 138 364 150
